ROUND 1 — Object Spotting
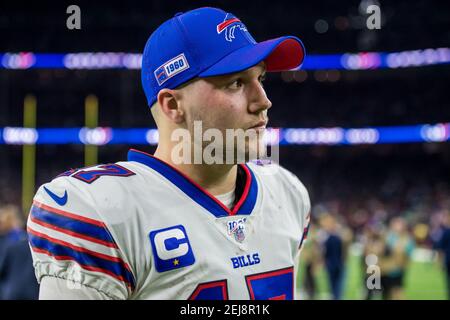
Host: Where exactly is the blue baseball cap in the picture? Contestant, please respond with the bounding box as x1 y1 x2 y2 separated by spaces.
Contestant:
141 7 305 107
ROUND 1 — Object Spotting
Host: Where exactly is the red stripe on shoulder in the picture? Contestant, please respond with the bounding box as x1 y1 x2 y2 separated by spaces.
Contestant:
33 200 106 228
30 216 118 249
27 227 126 266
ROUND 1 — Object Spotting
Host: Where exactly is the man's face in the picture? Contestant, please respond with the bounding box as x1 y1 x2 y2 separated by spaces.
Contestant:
179 62 272 163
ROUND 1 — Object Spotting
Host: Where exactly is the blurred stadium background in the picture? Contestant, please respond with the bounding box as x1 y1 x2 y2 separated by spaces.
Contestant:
0 0 449 300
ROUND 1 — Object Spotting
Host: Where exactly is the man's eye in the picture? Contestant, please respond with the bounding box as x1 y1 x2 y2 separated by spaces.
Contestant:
229 79 243 89
259 74 266 85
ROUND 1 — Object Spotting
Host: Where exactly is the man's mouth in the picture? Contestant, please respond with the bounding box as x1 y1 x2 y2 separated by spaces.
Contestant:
248 119 268 130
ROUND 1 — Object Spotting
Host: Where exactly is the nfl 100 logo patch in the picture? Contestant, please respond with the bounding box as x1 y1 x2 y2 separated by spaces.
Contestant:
227 217 247 242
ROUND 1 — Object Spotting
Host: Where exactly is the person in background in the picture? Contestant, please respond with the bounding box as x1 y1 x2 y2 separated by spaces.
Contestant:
0 204 25 288
361 223 385 300
300 221 321 299
379 216 415 300
319 214 345 300
431 209 450 300
0 204 39 300
0 205 24 257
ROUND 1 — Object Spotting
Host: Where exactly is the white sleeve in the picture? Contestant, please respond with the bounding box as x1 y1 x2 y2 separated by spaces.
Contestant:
278 167 311 249
39 276 112 300
27 176 135 300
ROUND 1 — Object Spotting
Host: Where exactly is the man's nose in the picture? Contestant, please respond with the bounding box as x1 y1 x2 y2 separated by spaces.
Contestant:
248 81 272 114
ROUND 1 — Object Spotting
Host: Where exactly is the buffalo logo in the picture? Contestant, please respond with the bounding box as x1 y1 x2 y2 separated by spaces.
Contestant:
216 14 255 43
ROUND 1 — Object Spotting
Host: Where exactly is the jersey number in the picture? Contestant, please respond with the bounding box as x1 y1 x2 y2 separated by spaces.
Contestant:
72 164 135 183
188 266 294 300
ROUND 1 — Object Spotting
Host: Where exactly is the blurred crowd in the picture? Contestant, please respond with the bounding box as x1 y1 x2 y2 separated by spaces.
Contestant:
0 204 39 300
301 198 450 300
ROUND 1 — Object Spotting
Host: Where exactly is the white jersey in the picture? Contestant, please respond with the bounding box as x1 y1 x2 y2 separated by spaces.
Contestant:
27 149 310 300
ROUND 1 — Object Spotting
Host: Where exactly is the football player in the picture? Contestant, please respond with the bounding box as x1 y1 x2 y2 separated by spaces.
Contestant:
28 7 310 300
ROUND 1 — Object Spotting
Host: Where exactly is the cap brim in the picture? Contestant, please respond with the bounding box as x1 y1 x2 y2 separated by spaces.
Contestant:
199 36 305 77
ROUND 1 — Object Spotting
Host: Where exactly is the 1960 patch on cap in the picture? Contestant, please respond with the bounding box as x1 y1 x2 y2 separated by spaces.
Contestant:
154 53 190 86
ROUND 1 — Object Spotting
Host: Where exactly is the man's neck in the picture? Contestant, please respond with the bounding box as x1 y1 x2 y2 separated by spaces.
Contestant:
153 146 237 196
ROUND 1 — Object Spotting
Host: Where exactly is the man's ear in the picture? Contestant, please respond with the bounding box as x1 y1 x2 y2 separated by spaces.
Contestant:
157 89 185 124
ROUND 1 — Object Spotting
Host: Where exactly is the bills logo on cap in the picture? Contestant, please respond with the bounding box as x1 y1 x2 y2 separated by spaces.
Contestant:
216 13 255 43
154 53 190 86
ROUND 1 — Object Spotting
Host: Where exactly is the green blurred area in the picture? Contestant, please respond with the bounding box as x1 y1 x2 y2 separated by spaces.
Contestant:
297 250 448 300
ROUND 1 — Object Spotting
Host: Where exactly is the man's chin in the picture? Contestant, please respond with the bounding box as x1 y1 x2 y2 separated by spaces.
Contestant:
236 145 267 164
